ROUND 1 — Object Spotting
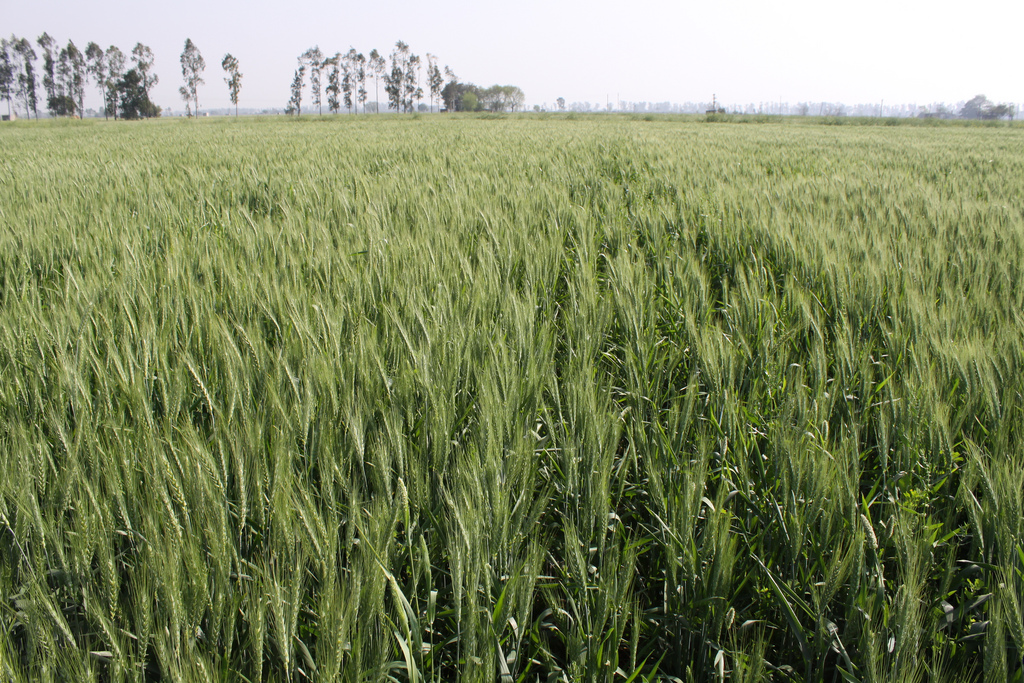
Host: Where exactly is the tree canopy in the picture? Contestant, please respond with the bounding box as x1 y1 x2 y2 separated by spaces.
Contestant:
117 68 159 119
960 94 1016 120
222 53 242 117
179 38 205 117
441 81 525 113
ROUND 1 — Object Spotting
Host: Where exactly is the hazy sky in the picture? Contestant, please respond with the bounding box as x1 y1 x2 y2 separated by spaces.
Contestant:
4 0 1022 113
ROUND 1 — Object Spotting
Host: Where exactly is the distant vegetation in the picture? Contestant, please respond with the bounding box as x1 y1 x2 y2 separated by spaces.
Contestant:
955 94 1017 120
0 116 1022 681
0 35 160 120
5 31 1018 120
284 42 525 116
1 34 524 119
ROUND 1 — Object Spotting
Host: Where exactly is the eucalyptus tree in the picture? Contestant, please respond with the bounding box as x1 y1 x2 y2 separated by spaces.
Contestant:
37 33 56 116
0 39 13 118
404 52 421 112
385 60 400 111
85 42 109 119
342 47 358 113
12 37 38 118
221 53 242 116
104 45 125 118
355 52 367 114
179 38 205 117
426 53 442 112
53 44 73 114
368 48 385 113
301 46 323 115
287 62 305 115
131 43 157 98
63 41 86 116
385 41 410 111
7 38 25 117
325 53 341 114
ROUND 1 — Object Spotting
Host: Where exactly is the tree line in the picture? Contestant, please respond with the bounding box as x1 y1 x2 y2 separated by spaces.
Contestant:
0 35 162 120
1 34 525 121
286 41 525 115
954 95 1016 121
440 82 525 113
286 42 438 115
0 34 243 120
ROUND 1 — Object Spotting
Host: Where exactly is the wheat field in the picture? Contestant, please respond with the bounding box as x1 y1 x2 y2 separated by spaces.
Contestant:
0 115 1022 682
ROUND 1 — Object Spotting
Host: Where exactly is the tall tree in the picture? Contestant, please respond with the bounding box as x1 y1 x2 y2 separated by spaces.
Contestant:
287 62 305 115
385 41 410 112
301 46 323 116
179 38 205 117
0 39 13 118
131 43 157 99
85 42 108 119
53 43 74 115
426 54 442 113
12 38 38 118
404 53 421 113
385 60 401 112
37 33 56 116
65 41 86 116
221 54 242 117
356 52 367 114
368 49 385 113
341 54 352 113
105 46 125 119
325 54 341 114
342 48 358 113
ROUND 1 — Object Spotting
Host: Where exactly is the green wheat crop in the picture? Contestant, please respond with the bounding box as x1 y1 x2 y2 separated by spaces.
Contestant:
0 114 1022 682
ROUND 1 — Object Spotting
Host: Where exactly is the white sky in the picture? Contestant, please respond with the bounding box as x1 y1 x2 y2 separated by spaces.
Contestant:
4 0 1022 112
